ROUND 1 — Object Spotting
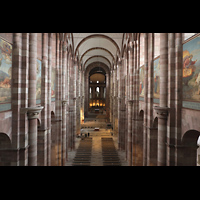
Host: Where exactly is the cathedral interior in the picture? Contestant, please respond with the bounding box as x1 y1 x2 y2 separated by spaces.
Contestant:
0 33 200 166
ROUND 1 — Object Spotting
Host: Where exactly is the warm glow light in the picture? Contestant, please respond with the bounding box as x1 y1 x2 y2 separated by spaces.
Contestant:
80 109 84 124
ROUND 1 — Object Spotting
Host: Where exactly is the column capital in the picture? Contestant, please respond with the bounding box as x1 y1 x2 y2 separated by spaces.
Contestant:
62 99 68 106
21 106 44 120
154 106 168 119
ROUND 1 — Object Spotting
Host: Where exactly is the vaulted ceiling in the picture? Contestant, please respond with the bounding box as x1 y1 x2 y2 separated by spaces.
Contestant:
72 33 124 69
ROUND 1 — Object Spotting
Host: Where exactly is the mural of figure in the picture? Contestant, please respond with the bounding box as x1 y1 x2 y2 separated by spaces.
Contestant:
196 72 200 95
183 51 197 84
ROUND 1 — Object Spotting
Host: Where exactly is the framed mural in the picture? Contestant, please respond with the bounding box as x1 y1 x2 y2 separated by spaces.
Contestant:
183 34 200 102
139 65 145 97
153 57 160 99
0 37 12 112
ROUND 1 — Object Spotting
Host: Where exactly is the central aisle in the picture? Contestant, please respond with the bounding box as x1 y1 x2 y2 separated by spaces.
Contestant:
68 130 128 166
90 135 103 166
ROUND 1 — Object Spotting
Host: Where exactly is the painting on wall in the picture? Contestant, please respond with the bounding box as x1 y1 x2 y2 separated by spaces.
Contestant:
139 65 145 97
36 59 41 100
51 67 56 100
0 38 12 105
153 57 160 99
183 35 200 102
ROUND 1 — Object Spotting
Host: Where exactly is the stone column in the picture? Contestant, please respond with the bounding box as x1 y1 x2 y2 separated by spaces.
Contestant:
127 42 134 166
38 33 48 166
143 33 148 166
11 33 22 165
57 38 63 165
117 59 122 149
175 33 183 165
47 33 52 166
84 72 89 117
166 33 176 166
61 41 67 165
106 73 110 121
20 33 29 166
28 33 43 166
72 60 78 149
146 33 157 166
155 33 169 166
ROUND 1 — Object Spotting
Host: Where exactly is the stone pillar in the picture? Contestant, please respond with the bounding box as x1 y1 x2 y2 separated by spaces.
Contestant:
175 33 183 165
61 40 67 165
146 33 157 166
55 34 62 165
117 59 122 149
72 60 78 149
20 33 29 166
167 33 176 166
106 74 110 121
84 72 89 117
143 33 148 166
11 33 22 165
155 33 169 166
127 42 134 166
47 33 52 166
38 33 48 166
58 38 63 165
28 33 42 166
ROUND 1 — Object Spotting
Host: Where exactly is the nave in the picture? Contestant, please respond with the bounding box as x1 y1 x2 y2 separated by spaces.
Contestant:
66 111 128 166
0 33 200 166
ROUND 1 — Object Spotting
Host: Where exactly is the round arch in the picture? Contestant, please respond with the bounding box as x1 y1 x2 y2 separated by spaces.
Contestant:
181 129 200 166
75 34 120 56
84 62 110 119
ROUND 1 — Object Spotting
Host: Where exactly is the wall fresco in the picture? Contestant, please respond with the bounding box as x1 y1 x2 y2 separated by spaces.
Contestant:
0 38 12 111
183 35 200 102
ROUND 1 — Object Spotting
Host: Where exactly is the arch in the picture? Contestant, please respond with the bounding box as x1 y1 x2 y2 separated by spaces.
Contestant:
139 110 144 120
84 55 111 69
51 111 55 119
0 132 12 166
85 61 110 76
153 117 158 128
80 47 115 62
84 61 110 118
182 129 200 146
75 34 120 56
181 129 200 166
37 118 41 127
0 132 11 149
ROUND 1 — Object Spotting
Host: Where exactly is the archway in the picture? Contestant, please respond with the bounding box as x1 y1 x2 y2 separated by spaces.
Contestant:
181 130 200 166
84 62 110 121
0 132 11 166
